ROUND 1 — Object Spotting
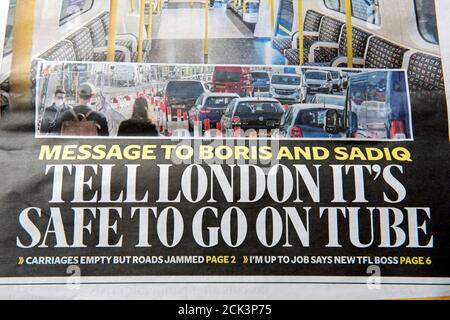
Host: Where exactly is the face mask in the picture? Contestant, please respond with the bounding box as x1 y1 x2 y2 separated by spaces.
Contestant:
54 99 64 107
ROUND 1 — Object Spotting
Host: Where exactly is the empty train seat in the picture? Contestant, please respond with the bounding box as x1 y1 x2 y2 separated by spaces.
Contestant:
98 12 152 62
39 40 77 61
272 10 324 54
364 36 408 69
405 52 445 92
284 16 344 65
86 18 134 54
68 27 129 62
305 26 370 67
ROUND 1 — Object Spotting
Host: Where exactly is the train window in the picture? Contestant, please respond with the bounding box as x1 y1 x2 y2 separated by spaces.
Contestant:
2 0 16 57
276 0 294 36
323 0 381 25
323 0 341 11
59 0 94 26
414 0 439 44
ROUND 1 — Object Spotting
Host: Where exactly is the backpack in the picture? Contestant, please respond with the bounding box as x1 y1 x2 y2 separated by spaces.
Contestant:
61 109 100 136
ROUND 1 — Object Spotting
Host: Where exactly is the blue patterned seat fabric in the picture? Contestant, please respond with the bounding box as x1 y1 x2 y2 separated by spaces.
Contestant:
86 18 134 55
68 28 95 61
408 53 444 92
304 26 370 67
272 10 323 54
285 16 343 65
93 51 127 62
40 41 77 61
99 12 151 55
68 28 126 62
365 37 408 69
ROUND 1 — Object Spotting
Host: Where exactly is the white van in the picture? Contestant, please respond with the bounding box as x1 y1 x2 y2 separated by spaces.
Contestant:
270 73 307 104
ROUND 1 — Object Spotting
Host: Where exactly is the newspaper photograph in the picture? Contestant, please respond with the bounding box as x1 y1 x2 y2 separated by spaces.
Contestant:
0 0 449 302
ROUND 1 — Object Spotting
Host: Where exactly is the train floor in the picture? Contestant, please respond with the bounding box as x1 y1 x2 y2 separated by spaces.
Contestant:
148 0 286 65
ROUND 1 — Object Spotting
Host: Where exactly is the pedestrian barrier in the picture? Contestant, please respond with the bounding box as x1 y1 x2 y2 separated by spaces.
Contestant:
166 106 172 136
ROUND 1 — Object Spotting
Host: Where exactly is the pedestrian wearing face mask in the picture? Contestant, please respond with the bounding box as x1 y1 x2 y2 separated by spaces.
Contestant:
40 87 71 135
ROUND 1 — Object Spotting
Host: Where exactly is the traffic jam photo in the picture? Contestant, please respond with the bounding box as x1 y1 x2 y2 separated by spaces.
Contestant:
35 62 413 140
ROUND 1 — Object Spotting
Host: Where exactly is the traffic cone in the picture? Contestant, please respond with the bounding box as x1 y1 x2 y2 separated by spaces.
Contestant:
203 118 211 133
284 104 289 112
215 121 223 137
193 115 201 137
233 126 241 138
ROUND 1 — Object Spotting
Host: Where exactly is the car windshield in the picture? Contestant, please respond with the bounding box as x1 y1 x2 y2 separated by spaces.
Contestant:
314 95 346 107
215 70 241 82
272 75 301 85
305 72 327 80
236 102 284 115
252 72 269 79
296 109 344 127
330 71 340 79
166 82 204 99
205 97 235 109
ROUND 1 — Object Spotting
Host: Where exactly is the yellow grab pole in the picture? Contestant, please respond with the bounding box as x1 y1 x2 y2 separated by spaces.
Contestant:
204 0 209 55
270 0 275 33
130 0 134 13
344 0 353 68
138 0 145 63
298 0 304 65
107 0 119 62
147 0 153 41
234 0 237 8
158 0 162 14
243 0 247 14
10 0 36 111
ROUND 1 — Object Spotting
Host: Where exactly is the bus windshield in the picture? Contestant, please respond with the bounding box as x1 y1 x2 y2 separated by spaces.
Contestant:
214 71 241 83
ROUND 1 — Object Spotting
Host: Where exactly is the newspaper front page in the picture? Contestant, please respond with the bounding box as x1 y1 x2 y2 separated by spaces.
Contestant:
0 0 449 300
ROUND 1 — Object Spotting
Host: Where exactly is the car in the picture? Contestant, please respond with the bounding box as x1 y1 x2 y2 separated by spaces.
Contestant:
329 70 344 91
323 70 412 140
269 73 307 104
161 80 209 119
310 94 346 107
278 104 345 138
251 71 271 96
220 98 285 135
304 70 333 94
188 92 240 130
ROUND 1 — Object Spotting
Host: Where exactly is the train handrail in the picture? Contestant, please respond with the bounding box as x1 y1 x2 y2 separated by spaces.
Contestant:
148 0 153 44
344 0 354 68
298 0 304 64
107 0 119 62
137 0 146 63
